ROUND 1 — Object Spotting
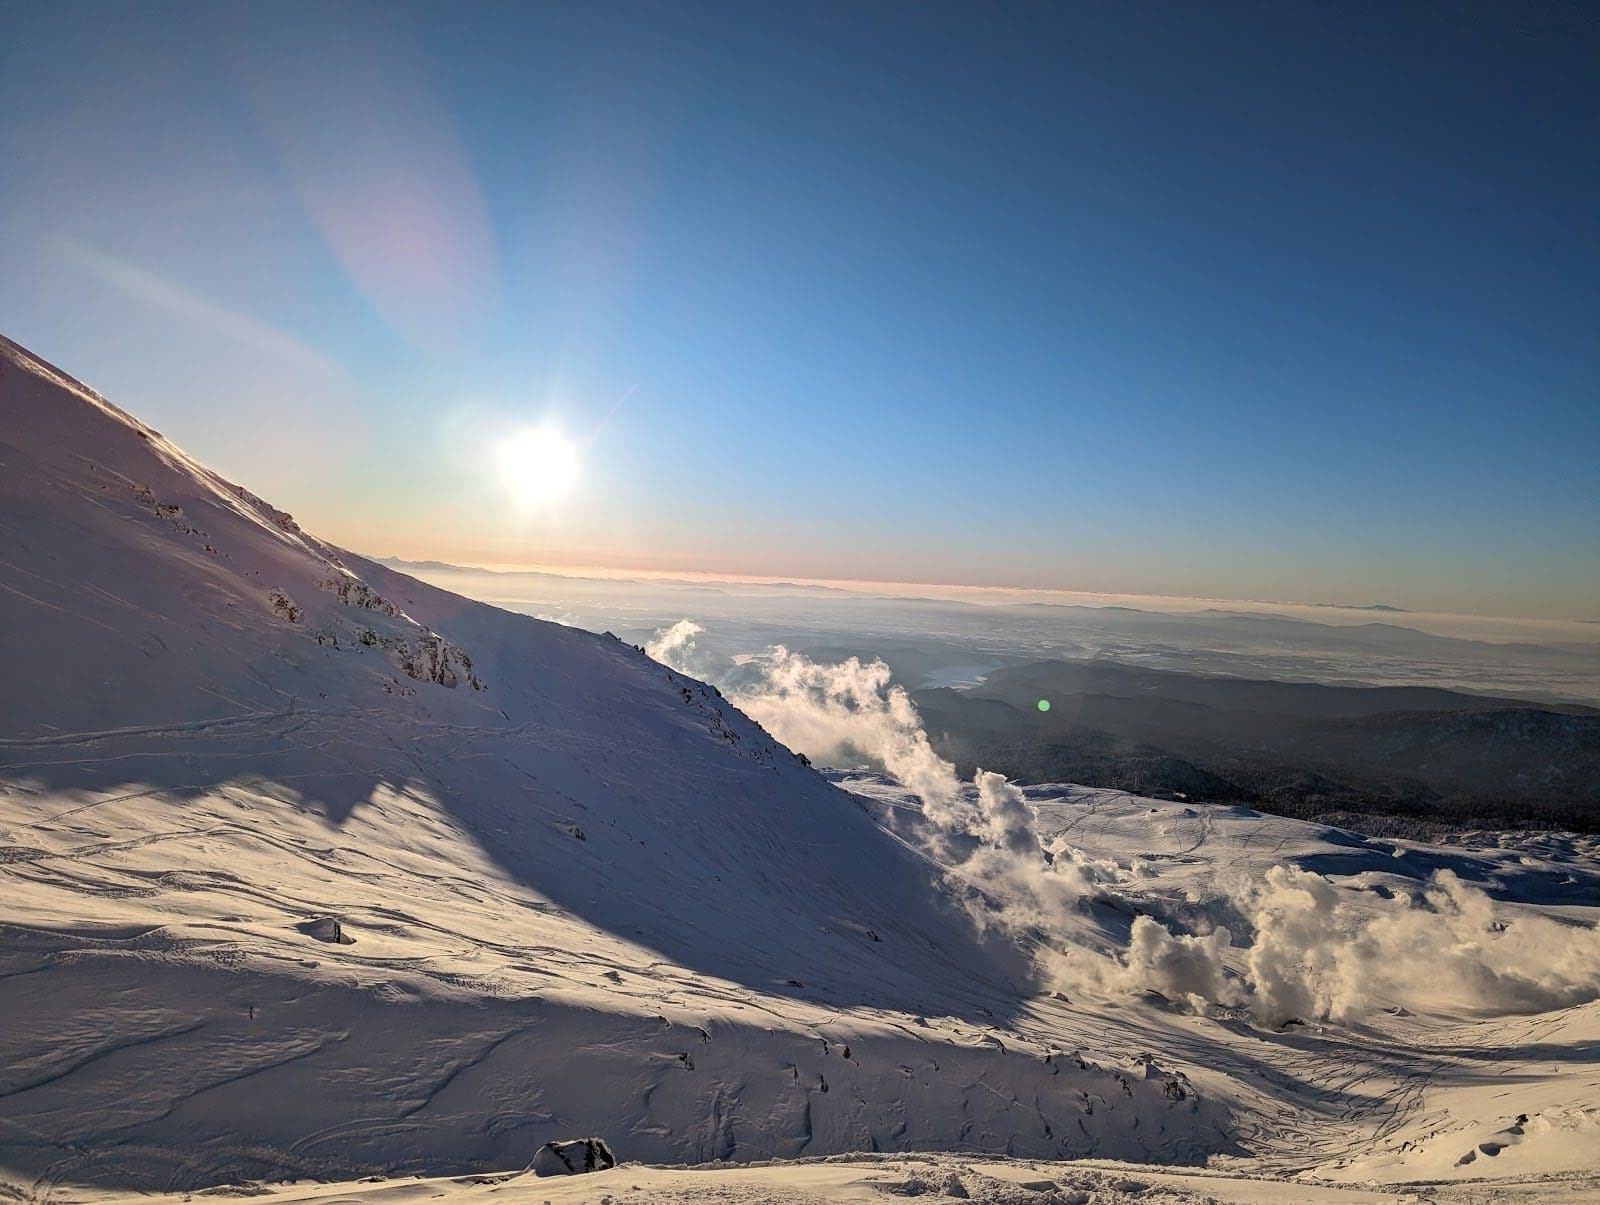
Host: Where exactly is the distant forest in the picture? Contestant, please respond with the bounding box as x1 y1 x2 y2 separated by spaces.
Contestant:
913 660 1600 837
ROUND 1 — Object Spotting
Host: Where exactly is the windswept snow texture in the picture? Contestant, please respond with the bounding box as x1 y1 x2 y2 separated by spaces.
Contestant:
0 340 1208 1188
1 335 1598 1201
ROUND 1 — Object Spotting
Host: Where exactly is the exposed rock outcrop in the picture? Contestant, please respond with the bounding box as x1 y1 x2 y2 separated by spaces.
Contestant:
530 1138 616 1176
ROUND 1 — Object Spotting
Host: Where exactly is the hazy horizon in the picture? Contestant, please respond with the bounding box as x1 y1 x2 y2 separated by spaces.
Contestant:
375 549 1600 631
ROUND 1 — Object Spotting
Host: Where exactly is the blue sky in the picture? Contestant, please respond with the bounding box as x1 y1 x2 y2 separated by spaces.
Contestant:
2 2 1595 617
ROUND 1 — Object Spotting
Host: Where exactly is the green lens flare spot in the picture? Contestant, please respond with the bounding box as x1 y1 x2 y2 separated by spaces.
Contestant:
1037 698 1051 712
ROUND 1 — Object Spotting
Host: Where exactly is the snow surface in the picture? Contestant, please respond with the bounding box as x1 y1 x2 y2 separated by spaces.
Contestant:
1 335 1597 1202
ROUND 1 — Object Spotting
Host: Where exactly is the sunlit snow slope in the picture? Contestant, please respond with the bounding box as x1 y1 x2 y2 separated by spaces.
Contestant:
5 336 1598 1203
0 337 1223 1192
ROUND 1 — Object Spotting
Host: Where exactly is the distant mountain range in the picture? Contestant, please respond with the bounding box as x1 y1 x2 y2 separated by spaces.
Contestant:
1311 602 1408 612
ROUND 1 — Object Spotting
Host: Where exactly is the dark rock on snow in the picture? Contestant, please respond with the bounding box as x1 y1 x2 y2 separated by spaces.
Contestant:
530 1137 616 1176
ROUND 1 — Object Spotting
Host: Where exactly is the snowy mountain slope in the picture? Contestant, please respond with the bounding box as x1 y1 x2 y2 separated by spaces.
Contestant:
2 335 1596 1202
0 330 1027 1010
0 337 1225 1192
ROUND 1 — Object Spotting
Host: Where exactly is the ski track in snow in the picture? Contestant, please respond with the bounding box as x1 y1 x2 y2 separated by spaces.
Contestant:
1 335 1598 1201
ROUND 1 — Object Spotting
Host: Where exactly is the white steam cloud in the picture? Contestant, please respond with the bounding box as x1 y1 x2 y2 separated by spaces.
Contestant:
1113 864 1600 1024
975 770 1043 860
646 624 1050 877
1121 917 1245 1014
729 644 972 830
645 619 706 674
647 621 1600 1026
1245 865 1600 1024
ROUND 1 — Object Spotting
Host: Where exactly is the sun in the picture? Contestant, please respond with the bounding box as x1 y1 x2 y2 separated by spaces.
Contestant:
495 425 580 506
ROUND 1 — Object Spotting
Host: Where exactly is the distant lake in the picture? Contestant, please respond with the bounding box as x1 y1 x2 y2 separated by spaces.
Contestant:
918 663 1001 690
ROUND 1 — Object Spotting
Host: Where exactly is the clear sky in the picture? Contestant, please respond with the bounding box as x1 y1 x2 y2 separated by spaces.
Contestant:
2 2 1596 618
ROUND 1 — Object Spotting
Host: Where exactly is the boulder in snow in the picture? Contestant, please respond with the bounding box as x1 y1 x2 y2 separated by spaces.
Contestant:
296 916 354 944
530 1137 616 1176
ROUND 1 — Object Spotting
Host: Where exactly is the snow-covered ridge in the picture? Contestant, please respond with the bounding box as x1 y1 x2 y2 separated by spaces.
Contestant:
0 335 480 701
0 338 1220 1191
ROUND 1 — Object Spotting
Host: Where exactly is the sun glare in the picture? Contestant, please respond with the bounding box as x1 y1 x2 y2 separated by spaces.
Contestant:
495 425 580 506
